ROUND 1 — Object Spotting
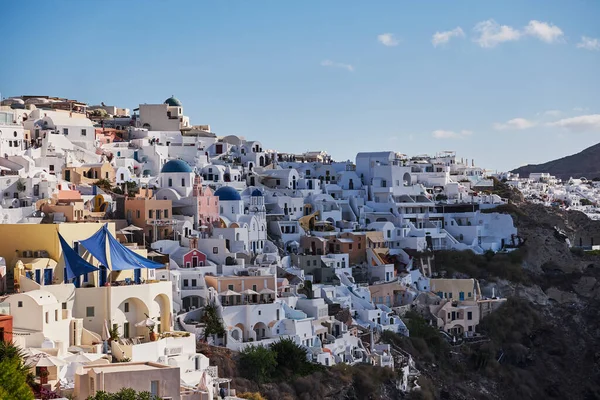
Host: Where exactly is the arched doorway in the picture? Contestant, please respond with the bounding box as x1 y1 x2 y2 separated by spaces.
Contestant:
116 297 149 338
253 322 268 340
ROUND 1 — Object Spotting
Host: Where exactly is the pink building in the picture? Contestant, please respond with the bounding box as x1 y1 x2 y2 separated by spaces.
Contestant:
193 175 219 228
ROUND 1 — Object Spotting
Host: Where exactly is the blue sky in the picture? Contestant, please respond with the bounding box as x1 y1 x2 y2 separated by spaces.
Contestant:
1 1 599 171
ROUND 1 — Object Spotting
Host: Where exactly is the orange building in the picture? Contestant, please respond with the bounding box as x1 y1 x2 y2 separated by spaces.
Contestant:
0 314 13 343
124 197 173 241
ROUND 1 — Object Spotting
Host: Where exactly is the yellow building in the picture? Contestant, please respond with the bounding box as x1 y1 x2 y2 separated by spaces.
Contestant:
430 278 479 302
0 223 160 292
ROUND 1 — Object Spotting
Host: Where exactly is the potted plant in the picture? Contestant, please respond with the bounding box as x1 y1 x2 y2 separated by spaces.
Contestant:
148 324 157 342
109 325 120 343
39 367 49 385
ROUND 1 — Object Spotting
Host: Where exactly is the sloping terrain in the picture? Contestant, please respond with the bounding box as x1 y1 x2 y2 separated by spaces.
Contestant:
511 142 600 180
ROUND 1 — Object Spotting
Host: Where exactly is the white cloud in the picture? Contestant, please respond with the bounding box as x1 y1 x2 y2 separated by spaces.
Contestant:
573 107 589 112
524 20 564 43
320 60 354 72
493 118 537 130
473 19 521 48
432 27 465 47
577 36 600 51
432 129 472 139
536 110 561 117
377 33 399 47
550 114 600 132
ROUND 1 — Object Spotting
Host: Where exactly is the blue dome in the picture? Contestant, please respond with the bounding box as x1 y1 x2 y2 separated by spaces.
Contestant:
215 186 241 201
251 189 263 197
164 96 182 107
161 160 192 173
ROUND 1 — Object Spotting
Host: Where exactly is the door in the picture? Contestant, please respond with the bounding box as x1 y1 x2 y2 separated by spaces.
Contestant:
459 292 465 301
123 322 130 338
99 266 107 286
35 269 41 284
134 268 141 284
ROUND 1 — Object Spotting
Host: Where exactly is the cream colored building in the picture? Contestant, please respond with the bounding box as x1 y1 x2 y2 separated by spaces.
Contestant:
138 96 190 131
74 362 181 400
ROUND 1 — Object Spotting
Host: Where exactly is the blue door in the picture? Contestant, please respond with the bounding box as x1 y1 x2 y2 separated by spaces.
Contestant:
35 269 41 284
459 291 465 301
99 266 107 286
44 269 53 285
134 268 141 284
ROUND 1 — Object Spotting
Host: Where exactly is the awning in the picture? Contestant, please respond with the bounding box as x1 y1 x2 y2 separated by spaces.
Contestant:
59 232 99 280
81 224 164 271
219 290 240 296
259 288 275 295
240 289 259 296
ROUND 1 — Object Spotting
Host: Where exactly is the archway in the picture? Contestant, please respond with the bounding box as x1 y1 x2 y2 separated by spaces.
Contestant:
116 297 149 338
253 322 268 340
259 156 265 167
235 323 246 341
153 294 172 333
403 172 412 186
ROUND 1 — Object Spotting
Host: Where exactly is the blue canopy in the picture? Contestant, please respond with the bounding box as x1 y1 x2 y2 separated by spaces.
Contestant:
81 224 163 271
106 226 164 270
80 225 110 268
58 233 99 280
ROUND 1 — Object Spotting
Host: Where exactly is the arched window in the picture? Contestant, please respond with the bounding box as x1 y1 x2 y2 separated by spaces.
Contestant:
168 178 172 187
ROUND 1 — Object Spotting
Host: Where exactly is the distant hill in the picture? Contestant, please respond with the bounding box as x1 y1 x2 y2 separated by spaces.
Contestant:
511 142 600 180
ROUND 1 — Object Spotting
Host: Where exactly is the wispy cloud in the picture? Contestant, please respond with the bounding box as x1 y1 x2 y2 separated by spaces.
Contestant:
524 20 564 43
432 129 473 139
473 19 565 48
536 110 561 118
473 19 521 48
577 36 600 51
493 118 537 130
377 33 399 47
320 60 354 72
574 107 589 112
550 114 600 132
432 27 465 47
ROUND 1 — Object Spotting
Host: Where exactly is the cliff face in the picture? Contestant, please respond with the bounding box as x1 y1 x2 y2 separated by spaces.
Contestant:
511 142 600 180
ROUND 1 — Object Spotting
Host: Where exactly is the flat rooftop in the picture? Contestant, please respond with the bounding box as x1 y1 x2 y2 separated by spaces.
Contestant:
86 362 172 373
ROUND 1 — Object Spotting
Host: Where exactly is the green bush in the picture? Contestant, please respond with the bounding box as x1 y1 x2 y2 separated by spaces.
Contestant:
86 388 158 399
239 345 277 383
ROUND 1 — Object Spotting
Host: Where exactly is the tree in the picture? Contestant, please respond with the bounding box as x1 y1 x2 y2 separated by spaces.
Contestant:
94 179 113 192
86 388 158 400
201 303 225 340
270 338 313 377
0 342 34 400
238 345 277 383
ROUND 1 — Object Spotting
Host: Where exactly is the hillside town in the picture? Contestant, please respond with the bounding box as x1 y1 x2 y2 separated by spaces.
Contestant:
0 95 523 399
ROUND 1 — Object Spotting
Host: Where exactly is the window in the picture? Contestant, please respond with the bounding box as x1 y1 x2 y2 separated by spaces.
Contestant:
213 247 218 254
49 165 54 172
124 302 129 312
467 312 473 320
192 279 197 287
45 312 49 324
349 243 353 250
183 279 189 287
149 209 154 218
181 178 185 186
90 377 95 393
120 173 124 181
81 128 86 136
18 301 23 307
313 260 317 266
63 128 69 135
136 210 141 218
258 310 262 315
168 178 172 187
8 141 12 147
150 381 159 396
468 292 472 298
306 260 310 266
358 243 361 249
62 302 67 310
252 284 257 291
55 309 59 321
164 209 168 218
86 306 95 317
228 284 234 290
156 210 162 219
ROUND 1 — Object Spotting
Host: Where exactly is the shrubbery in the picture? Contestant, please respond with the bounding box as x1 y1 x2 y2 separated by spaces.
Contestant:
238 338 322 383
